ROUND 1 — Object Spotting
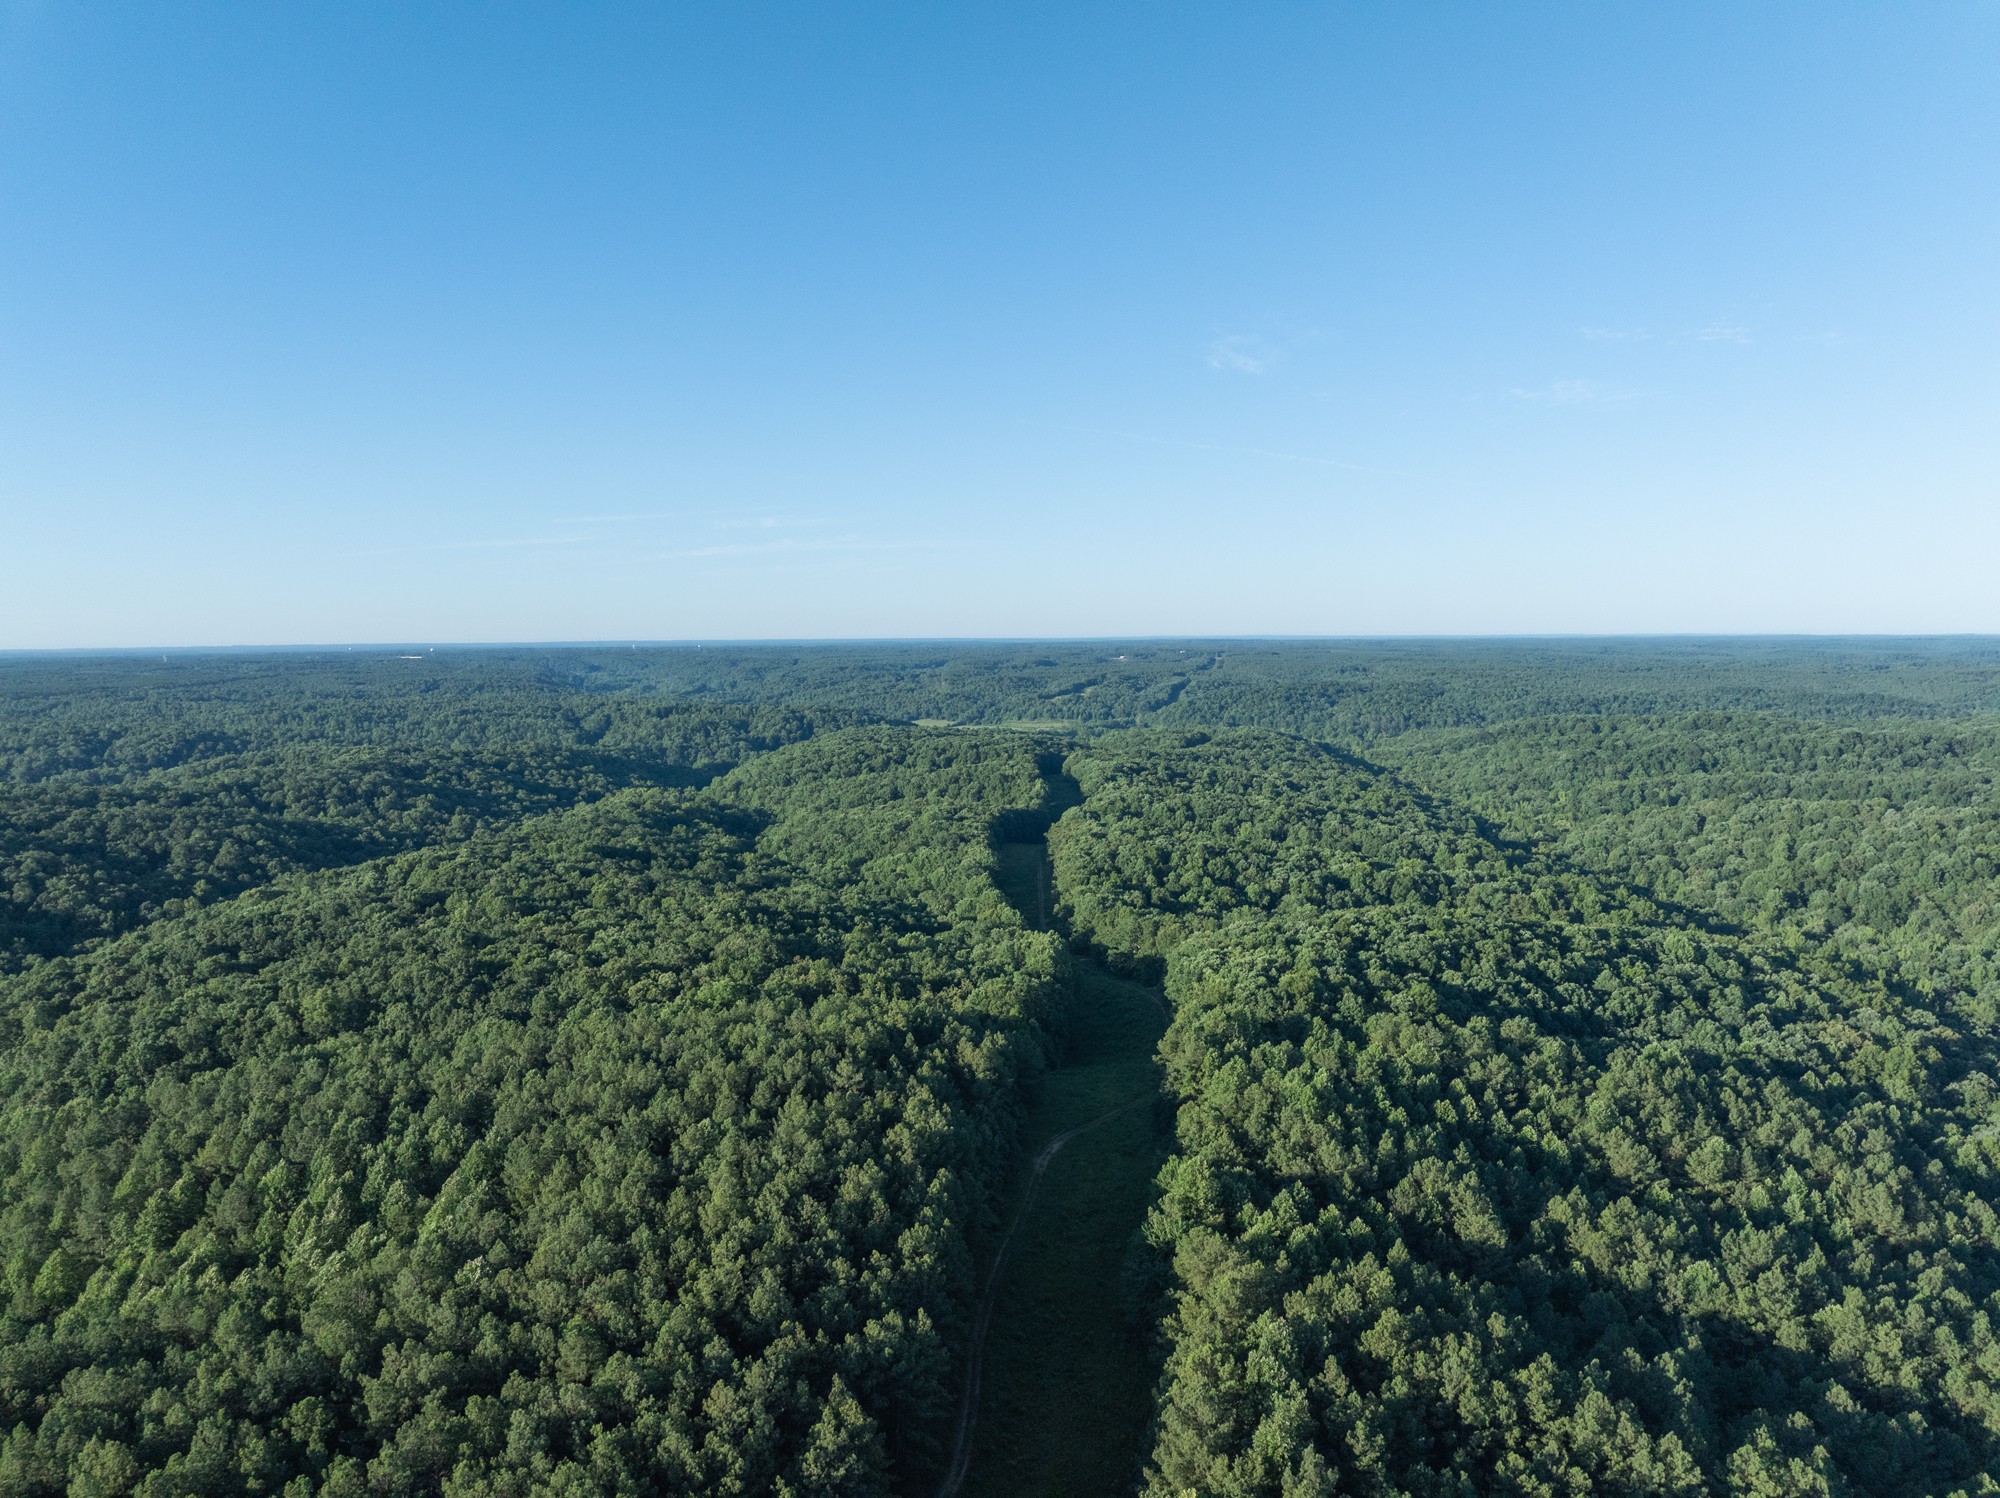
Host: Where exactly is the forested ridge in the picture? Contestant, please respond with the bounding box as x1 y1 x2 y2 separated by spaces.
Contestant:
0 748 656 971
1376 714 2000 1018
5 643 2000 1495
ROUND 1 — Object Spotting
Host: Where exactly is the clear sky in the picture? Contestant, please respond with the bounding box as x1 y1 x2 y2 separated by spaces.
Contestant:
2 3 1994 646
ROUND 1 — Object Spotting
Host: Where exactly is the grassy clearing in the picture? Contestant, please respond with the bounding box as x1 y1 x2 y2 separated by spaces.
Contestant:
962 953 1169 1498
992 840 1050 929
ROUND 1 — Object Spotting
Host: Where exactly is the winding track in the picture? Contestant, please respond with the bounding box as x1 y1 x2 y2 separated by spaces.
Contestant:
931 1094 1151 1498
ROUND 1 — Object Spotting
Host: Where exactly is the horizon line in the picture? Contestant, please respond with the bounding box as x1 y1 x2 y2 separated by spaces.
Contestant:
6 631 2000 657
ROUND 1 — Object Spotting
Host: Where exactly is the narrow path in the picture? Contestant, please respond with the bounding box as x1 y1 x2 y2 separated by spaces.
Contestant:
933 1093 1149 1498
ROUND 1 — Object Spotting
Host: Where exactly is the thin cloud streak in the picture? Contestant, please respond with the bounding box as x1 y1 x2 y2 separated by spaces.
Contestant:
1508 379 1641 406
549 513 844 531
1094 427 1410 477
334 533 600 560
554 512 684 524
1206 334 1281 375
713 516 841 532
660 537 951 560
1578 322 1752 344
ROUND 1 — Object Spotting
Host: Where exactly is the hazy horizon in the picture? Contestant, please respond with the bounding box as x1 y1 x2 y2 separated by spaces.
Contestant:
10 632 2000 659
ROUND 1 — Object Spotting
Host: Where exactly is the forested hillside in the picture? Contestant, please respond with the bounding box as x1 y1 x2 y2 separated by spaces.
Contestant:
0 748 649 971
1377 714 2000 1016
0 655 855 784
6 643 2000 1496
0 728 1063 1495
0 668 860 972
1053 730 2000 1496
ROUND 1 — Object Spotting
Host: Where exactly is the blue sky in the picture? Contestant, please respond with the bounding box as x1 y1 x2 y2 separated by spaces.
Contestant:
2 3 1994 645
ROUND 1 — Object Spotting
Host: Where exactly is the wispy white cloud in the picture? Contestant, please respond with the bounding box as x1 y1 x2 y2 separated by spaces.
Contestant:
546 512 843 534
1578 321 1752 344
1206 334 1281 375
713 515 839 532
1100 427 1405 476
1508 379 1640 406
661 537 948 560
455 534 595 548
334 533 598 560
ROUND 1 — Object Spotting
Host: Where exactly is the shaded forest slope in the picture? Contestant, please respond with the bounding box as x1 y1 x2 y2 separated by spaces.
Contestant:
1054 729 2000 1497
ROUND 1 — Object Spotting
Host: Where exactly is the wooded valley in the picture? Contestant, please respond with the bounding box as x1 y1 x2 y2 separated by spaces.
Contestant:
5 641 2000 1496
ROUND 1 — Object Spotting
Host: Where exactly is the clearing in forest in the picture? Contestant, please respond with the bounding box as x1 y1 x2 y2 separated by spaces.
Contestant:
960 959 1168 1498
945 835 1169 1498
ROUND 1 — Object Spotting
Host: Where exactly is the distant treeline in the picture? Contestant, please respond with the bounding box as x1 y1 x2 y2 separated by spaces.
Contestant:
9 639 2000 772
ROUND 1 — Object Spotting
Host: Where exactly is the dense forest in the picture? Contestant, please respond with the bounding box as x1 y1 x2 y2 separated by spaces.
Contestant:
1053 730 2000 1495
4 641 2000 1495
1375 714 2000 1016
